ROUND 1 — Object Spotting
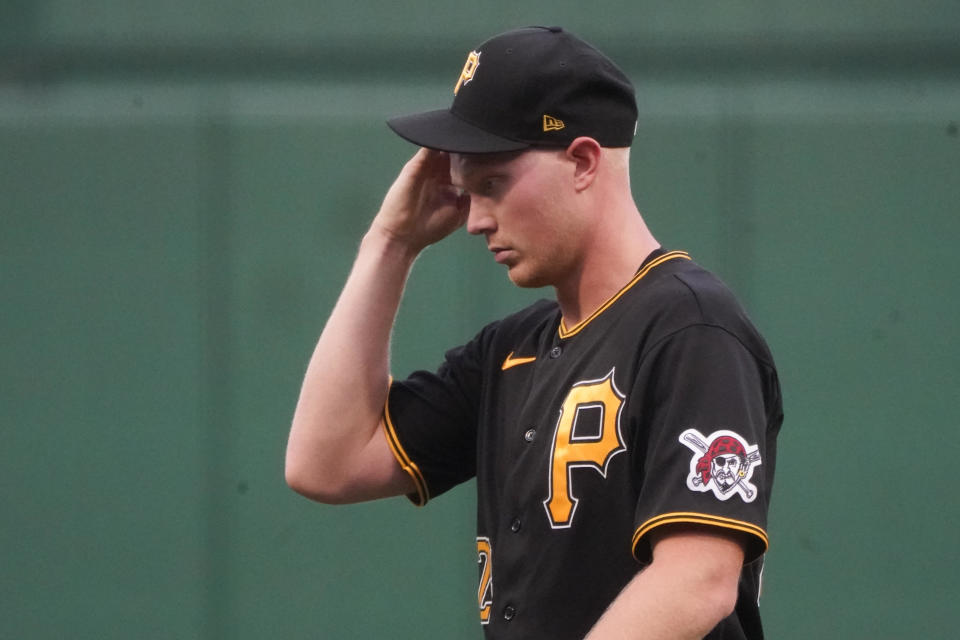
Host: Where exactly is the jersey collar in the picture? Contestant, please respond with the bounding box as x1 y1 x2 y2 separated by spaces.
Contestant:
557 250 691 339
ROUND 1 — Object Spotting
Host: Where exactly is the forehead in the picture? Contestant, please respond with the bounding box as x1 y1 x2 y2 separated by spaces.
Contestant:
450 150 527 177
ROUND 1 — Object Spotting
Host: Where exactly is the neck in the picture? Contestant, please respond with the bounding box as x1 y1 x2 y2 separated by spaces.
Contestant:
555 205 658 329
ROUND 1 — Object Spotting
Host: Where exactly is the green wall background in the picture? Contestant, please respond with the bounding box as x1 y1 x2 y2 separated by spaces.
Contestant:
2 2 958 638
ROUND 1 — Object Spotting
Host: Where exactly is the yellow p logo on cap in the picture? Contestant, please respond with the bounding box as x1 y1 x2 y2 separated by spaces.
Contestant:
455 51 481 94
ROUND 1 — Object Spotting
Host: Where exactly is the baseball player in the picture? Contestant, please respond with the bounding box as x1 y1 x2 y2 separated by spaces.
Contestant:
287 26 783 640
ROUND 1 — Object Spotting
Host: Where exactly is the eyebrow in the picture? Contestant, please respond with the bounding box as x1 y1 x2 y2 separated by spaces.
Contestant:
452 151 524 187
455 150 524 172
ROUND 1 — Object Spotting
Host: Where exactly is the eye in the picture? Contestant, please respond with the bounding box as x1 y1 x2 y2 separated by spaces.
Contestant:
480 178 499 195
471 174 506 197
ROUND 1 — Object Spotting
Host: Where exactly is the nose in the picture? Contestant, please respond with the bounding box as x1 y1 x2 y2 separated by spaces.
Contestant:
465 199 496 236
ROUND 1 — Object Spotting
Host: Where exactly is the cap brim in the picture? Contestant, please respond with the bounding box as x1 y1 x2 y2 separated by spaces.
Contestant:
387 109 530 153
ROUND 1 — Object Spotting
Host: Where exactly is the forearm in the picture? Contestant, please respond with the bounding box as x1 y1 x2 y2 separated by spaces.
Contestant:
285 227 418 497
585 528 742 640
585 565 727 639
286 149 467 502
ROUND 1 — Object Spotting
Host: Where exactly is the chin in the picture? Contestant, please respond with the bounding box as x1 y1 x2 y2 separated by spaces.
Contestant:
506 264 552 289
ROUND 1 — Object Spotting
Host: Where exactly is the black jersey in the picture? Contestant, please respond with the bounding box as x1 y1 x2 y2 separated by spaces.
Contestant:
384 250 783 639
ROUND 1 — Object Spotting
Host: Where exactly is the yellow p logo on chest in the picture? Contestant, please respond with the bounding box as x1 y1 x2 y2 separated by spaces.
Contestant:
543 369 626 528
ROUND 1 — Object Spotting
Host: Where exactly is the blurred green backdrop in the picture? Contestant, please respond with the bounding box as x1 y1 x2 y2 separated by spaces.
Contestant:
2 2 958 638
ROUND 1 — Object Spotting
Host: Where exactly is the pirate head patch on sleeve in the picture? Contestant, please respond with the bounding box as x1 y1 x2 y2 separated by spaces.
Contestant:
680 429 762 503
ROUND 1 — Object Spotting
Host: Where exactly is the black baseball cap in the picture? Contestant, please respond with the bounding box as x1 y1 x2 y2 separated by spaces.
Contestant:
387 26 638 153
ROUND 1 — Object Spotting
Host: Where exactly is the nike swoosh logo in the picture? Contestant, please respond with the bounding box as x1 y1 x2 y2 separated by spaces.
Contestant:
501 351 537 370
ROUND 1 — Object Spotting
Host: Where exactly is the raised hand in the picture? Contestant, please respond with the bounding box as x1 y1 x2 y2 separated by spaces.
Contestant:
371 148 471 253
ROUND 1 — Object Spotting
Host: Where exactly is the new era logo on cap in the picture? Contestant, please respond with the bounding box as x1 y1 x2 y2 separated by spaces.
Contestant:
543 115 565 132
387 26 638 153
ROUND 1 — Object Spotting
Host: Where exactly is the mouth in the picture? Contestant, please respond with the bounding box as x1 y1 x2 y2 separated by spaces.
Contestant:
490 246 514 264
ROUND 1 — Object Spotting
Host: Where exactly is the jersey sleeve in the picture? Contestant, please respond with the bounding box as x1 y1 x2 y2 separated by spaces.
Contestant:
382 326 492 506
630 324 779 564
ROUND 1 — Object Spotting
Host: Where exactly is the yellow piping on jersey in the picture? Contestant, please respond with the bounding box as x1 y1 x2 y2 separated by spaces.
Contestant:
382 378 430 506
632 511 769 557
558 251 691 339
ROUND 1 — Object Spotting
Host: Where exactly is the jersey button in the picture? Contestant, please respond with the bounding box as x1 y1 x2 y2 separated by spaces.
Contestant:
510 518 522 532
549 346 562 359
503 605 517 621
523 428 536 442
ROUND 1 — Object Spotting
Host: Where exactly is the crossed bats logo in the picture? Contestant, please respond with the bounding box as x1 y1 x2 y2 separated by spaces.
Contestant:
679 428 761 503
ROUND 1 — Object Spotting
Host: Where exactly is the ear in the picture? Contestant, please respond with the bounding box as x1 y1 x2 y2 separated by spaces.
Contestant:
565 137 603 192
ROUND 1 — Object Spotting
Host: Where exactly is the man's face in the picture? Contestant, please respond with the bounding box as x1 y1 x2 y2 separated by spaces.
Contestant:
450 149 584 289
711 454 743 491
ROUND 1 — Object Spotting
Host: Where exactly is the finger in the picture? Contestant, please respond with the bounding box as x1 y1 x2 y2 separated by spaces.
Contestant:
418 149 453 185
456 191 471 217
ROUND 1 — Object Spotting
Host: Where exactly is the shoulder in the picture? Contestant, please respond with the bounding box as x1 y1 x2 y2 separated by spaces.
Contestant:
476 298 558 337
501 297 559 329
632 258 775 367
664 260 744 321
629 257 738 322
452 298 558 360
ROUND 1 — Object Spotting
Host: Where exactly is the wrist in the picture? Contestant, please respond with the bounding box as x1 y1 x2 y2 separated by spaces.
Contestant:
362 223 423 265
